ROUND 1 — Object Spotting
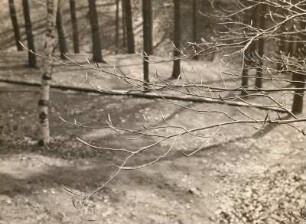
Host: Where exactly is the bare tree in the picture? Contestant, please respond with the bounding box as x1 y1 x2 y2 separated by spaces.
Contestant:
172 0 181 79
240 3 257 95
22 0 36 67
192 0 198 60
8 0 22 51
57 1 306 205
69 0 80 53
38 0 59 146
56 0 68 60
124 0 135 53
291 18 306 114
142 0 153 91
88 0 104 62
121 0 126 47
254 3 266 89
115 0 119 53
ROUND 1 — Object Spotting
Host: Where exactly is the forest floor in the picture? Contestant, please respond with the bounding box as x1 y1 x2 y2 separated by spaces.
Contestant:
0 52 306 224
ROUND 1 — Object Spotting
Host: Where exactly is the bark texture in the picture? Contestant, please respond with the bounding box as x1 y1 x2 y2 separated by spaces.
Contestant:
88 0 104 62
38 0 59 146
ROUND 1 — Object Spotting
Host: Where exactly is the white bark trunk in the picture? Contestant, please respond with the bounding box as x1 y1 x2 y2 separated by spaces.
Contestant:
38 0 58 146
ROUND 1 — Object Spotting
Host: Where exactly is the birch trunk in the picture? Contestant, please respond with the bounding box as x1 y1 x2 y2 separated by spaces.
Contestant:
38 0 58 146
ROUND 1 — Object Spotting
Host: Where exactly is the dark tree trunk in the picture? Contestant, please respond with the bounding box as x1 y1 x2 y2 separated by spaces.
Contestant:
291 73 305 114
276 26 286 71
255 4 266 89
56 1 68 60
8 0 22 51
276 7 290 72
115 0 119 53
241 42 256 94
148 1 153 54
124 0 135 53
88 0 104 62
142 0 153 91
241 3 256 95
192 0 198 60
22 0 36 67
121 0 126 47
288 28 297 61
69 0 80 53
172 0 181 79
241 64 249 91
291 19 306 114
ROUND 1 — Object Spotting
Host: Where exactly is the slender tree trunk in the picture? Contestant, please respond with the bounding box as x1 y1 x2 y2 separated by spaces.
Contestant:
192 0 198 60
291 73 305 114
276 26 286 71
125 0 135 53
148 0 153 53
38 0 59 146
121 0 126 47
288 26 297 60
241 65 249 95
276 7 289 72
276 20 295 74
142 0 153 91
22 0 36 67
56 0 68 60
255 4 266 89
115 0 119 53
69 0 80 53
241 41 256 95
172 0 181 79
274 5 290 72
241 4 256 95
8 0 22 51
88 0 104 62
291 19 306 114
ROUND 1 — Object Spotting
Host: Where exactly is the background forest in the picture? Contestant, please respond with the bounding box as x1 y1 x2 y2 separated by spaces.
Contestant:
0 0 305 223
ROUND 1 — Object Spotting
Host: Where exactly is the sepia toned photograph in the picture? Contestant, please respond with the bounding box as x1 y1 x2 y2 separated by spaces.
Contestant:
0 0 305 223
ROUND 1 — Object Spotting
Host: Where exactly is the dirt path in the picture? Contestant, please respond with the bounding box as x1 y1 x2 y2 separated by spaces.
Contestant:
0 81 305 224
